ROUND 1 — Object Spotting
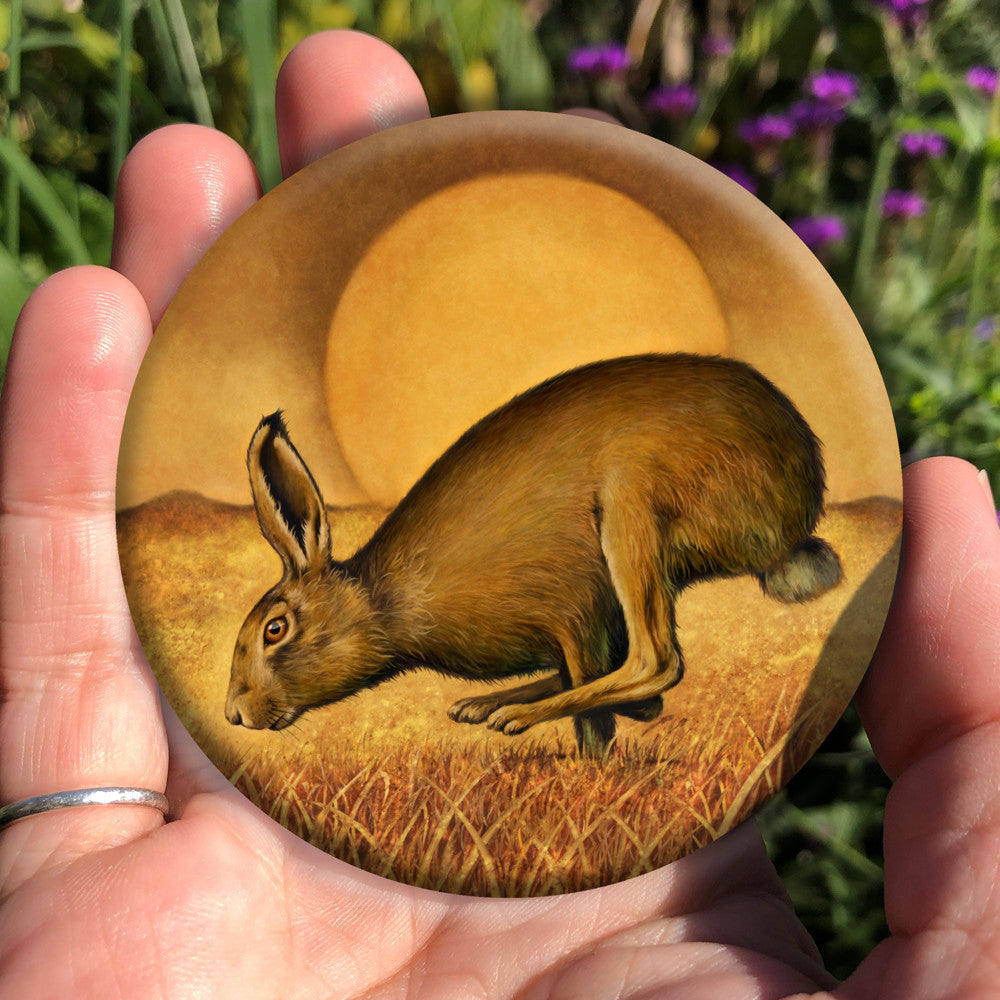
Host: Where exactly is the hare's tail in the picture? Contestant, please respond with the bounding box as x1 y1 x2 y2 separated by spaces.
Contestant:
759 537 843 603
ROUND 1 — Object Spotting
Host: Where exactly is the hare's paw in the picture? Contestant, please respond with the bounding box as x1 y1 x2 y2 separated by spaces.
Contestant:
485 704 537 736
447 694 499 725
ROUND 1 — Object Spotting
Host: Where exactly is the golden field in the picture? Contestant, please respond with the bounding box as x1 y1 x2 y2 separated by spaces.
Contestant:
118 493 900 895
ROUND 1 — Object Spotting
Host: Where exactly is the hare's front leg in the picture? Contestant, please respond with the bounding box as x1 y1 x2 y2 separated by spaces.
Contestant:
483 624 620 754
487 478 683 737
447 673 564 724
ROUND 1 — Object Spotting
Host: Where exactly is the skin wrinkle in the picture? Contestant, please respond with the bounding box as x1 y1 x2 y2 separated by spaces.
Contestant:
140 893 171 1000
576 885 820 972
543 909 825 999
882 723 1000 954
534 941 810 1000
868 486 1000 777
403 930 499 999
200 807 372 993
363 864 826 1000
352 906 475 1000
2 468 120 542
917 827 996 933
369 905 534 1000
958 924 1000 986
0 483 117 514
882 926 1000 999
706 890 828 981
404 958 495 1000
909 654 999 776
1 532 129 664
610 945 642 1000
8 409 125 505
281 862 390 996
919 826 1000 935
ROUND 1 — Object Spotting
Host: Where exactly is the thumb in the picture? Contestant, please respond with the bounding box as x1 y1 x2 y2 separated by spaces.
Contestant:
848 457 1000 998
0 267 168 891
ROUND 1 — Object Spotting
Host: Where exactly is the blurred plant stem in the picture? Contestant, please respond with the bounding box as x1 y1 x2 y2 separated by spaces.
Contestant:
113 0 136 192
782 800 884 881
926 145 970 277
162 0 215 128
0 134 91 265
239 0 281 191
968 85 1000 333
851 124 897 310
5 0 23 256
677 0 809 153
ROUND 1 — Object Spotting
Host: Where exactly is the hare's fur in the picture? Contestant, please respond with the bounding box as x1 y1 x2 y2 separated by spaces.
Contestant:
225 353 842 754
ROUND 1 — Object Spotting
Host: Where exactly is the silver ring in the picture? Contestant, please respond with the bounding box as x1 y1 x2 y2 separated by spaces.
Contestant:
0 787 169 830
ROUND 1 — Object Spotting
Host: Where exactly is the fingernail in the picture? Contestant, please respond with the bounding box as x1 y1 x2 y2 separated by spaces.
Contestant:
979 469 999 526
979 469 994 504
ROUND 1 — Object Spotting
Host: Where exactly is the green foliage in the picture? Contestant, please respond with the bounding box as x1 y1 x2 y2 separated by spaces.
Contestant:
0 0 554 375
537 0 1000 479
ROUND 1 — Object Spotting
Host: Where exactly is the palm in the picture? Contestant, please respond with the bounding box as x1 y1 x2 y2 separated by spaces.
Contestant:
3 31 999 1000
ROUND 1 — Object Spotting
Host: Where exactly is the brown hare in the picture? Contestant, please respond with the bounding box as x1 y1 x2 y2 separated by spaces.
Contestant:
225 353 843 755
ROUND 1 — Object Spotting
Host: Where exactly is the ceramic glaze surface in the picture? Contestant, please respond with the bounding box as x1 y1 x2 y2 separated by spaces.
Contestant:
117 111 902 895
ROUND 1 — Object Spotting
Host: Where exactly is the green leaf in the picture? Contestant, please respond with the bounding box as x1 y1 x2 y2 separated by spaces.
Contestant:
495 0 553 110
916 69 949 98
944 88 989 151
888 347 955 397
238 0 281 191
0 135 91 266
0 242 35 381
44 173 114 265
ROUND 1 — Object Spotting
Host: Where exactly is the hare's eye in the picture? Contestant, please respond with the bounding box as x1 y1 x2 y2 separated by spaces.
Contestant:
263 615 288 645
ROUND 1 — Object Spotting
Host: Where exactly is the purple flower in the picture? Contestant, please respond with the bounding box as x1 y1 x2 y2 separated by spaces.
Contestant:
701 34 735 57
973 316 997 342
567 44 631 77
882 189 927 219
874 0 930 28
789 215 849 250
806 70 859 108
646 83 699 120
738 113 795 148
789 99 846 131
711 162 759 195
967 66 999 96
898 130 949 158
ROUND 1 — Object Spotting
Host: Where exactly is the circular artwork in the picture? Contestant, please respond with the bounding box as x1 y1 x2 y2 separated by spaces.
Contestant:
117 111 902 895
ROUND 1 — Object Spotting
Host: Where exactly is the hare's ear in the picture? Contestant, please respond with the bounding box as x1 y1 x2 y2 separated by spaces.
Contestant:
247 412 331 575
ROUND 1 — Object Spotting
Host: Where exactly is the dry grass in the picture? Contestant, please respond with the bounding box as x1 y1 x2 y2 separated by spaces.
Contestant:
118 490 901 895
219 691 826 895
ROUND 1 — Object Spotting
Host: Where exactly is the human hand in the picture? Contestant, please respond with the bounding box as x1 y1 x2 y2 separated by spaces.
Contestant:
2 29 999 999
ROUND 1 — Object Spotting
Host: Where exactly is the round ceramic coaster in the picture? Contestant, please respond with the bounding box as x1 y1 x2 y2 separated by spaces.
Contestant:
117 111 902 895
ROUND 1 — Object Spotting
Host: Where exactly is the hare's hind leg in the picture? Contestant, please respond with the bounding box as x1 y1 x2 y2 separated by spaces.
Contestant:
574 710 617 757
559 626 618 757
614 695 663 721
448 674 564 725
486 477 683 736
